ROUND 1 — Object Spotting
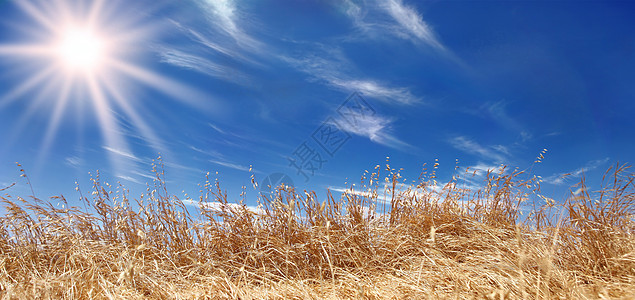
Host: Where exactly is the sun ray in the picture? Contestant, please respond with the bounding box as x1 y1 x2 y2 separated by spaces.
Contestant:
0 45 52 56
109 58 214 110
100 75 167 155
86 73 132 175
37 77 73 167
55 28 106 72
0 65 58 109
14 1 57 33
0 0 203 176
87 0 107 28
7 73 68 147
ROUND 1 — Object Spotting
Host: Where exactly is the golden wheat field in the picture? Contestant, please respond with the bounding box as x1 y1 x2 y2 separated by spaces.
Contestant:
0 159 633 299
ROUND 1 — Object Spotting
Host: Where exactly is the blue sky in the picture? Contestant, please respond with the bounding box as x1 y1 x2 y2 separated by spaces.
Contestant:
0 0 633 207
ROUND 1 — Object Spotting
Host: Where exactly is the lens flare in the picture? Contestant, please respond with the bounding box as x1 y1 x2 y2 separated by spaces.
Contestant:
0 0 212 178
56 28 105 72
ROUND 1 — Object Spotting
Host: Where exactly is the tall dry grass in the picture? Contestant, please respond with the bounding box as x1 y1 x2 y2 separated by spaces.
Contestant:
0 158 633 299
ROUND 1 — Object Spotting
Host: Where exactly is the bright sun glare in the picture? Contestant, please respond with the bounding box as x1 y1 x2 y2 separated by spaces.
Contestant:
0 0 205 175
56 28 106 72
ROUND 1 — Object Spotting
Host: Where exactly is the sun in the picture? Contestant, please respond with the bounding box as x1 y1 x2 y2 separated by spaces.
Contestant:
0 0 210 177
56 27 106 73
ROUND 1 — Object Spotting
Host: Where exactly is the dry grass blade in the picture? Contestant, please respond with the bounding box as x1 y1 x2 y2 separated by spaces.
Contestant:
0 159 633 299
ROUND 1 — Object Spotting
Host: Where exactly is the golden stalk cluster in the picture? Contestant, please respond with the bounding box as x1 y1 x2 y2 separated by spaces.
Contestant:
0 159 632 299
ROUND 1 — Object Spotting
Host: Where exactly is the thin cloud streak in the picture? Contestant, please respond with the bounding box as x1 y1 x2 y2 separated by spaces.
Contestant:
208 123 227 135
156 2 266 84
381 0 444 49
341 0 445 50
182 199 263 215
543 158 610 185
477 101 531 142
189 145 224 159
331 79 420 105
117 175 143 185
209 159 251 172
466 162 503 177
163 161 205 174
281 47 420 105
195 0 262 50
330 186 390 204
155 45 255 86
331 113 413 151
131 170 158 181
167 20 246 60
449 136 507 163
65 156 83 168
102 146 143 163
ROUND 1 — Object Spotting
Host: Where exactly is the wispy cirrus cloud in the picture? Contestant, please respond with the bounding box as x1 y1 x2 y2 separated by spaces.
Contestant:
474 101 532 142
189 145 224 159
156 48 248 83
195 0 262 50
182 199 263 214
131 170 158 181
65 156 83 168
330 79 419 105
543 158 610 185
341 0 444 50
331 112 413 151
102 146 143 163
330 186 390 204
116 175 143 185
381 0 444 49
167 20 252 62
156 1 265 87
164 161 205 174
449 136 508 163
208 122 227 135
465 162 504 177
209 159 251 172
282 46 420 105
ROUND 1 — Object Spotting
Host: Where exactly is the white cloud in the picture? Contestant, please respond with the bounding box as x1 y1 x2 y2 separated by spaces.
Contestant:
330 186 390 204
131 170 157 181
65 156 82 167
182 199 263 214
282 48 418 149
157 48 222 74
331 181 453 206
117 175 143 185
466 162 504 177
156 1 266 86
102 146 143 162
156 48 249 84
331 79 419 105
189 145 224 159
167 20 247 60
330 112 413 151
195 0 262 50
163 161 205 174
341 0 444 50
479 101 530 141
543 158 610 185
209 159 250 172
381 0 444 49
282 47 420 105
208 122 227 135
449 136 507 163
491 145 511 156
